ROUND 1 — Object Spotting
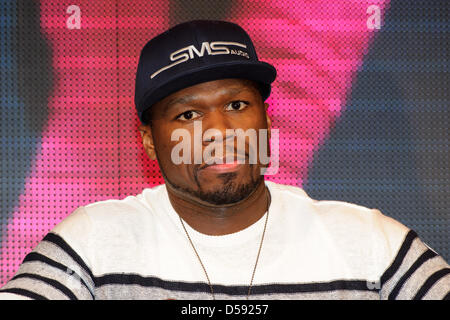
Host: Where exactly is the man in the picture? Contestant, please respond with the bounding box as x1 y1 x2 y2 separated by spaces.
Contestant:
0 20 448 300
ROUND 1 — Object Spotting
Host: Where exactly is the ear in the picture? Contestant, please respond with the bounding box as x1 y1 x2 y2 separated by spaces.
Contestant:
138 124 157 160
264 103 272 140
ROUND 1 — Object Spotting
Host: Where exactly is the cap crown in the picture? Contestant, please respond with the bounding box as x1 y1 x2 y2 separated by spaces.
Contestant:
135 20 276 124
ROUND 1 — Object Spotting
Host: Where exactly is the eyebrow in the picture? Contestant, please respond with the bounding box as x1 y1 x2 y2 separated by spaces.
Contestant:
162 87 245 117
161 95 198 118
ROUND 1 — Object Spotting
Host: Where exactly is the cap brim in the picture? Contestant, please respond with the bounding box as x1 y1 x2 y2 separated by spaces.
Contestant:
138 60 276 123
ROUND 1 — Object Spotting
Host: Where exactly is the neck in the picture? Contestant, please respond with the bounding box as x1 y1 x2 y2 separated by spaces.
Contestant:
166 180 270 236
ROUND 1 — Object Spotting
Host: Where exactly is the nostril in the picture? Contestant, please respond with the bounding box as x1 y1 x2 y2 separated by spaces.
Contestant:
202 127 223 144
203 135 215 143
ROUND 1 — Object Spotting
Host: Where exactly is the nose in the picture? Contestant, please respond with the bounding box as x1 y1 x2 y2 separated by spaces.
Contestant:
201 109 234 145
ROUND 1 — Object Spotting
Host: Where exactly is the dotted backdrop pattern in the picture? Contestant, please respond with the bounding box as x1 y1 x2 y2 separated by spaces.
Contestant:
1 0 448 286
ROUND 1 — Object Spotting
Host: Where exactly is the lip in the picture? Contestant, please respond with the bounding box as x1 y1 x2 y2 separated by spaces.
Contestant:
202 160 242 172
199 155 247 173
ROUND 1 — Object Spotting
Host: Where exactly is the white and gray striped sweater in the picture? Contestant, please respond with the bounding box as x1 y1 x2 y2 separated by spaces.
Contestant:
0 181 449 300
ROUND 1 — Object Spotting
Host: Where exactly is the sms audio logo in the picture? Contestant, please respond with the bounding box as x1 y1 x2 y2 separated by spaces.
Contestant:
151 41 249 79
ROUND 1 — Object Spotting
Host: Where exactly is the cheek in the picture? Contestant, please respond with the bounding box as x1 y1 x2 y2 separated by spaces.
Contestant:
243 106 269 129
152 125 197 184
155 126 193 164
152 125 181 168
239 112 270 159
152 128 170 155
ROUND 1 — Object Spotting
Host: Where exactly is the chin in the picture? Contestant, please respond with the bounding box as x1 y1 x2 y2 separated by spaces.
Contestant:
196 173 263 205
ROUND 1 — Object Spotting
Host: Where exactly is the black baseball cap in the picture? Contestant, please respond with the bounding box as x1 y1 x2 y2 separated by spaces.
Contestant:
134 20 277 124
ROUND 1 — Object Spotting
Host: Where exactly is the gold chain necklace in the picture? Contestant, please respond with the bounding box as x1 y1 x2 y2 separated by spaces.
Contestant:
178 191 271 300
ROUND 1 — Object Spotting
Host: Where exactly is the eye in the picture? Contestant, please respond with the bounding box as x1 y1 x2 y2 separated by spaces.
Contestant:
225 101 249 111
176 110 201 121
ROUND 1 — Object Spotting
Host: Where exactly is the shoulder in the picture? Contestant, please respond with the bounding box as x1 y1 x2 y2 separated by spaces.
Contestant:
266 180 408 238
53 184 168 232
81 184 167 221
266 180 411 275
44 184 169 274
50 184 168 249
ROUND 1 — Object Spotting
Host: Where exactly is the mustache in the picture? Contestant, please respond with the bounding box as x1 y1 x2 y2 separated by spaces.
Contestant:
198 137 252 170
200 150 249 170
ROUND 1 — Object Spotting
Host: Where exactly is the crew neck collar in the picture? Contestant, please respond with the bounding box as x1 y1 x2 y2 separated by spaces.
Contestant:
162 181 278 247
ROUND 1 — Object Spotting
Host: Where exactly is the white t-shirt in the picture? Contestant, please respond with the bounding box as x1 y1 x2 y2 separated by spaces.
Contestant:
0 181 449 299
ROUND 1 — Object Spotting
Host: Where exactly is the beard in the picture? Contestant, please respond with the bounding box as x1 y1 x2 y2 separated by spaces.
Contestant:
160 165 263 205
194 171 263 205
